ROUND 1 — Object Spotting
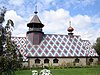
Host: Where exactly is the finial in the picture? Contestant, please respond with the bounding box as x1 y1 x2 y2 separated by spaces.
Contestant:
34 5 38 14
67 20 74 33
69 21 71 27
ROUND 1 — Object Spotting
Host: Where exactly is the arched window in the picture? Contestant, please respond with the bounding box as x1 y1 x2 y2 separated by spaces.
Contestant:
89 58 93 63
53 58 59 63
44 58 49 63
35 58 40 64
75 58 80 63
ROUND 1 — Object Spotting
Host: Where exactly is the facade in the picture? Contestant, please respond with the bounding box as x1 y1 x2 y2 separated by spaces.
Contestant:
11 10 98 68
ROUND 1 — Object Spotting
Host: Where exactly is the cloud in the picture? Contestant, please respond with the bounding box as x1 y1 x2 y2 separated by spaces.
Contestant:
71 15 100 43
1 0 99 44
4 10 28 37
3 8 100 44
43 0 96 10
71 15 92 29
8 0 24 6
42 9 70 33
41 8 100 43
1 0 97 22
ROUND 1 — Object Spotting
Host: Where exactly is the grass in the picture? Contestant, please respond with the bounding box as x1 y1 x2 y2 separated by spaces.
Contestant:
15 67 100 75
51 68 100 75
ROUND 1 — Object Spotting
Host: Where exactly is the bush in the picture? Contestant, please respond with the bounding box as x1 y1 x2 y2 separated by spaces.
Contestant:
97 61 100 65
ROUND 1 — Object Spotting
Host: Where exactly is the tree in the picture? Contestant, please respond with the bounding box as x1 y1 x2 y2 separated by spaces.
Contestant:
0 6 22 75
93 37 100 56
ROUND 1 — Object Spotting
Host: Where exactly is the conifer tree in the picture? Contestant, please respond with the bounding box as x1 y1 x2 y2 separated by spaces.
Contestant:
0 6 22 75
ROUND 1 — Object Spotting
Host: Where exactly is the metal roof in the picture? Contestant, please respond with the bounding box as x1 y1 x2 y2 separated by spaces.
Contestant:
30 15 41 23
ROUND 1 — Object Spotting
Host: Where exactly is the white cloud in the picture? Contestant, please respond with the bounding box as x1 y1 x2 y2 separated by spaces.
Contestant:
3 8 100 44
4 10 28 37
71 15 92 28
8 0 24 6
42 9 70 33
41 9 100 44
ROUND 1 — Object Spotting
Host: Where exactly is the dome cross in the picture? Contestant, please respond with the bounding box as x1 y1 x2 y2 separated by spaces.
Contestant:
34 5 38 14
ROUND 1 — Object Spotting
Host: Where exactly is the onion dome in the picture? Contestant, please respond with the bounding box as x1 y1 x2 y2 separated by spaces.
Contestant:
67 26 74 32
67 21 74 32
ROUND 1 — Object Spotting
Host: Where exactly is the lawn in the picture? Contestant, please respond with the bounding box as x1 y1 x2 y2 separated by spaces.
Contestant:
15 67 100 75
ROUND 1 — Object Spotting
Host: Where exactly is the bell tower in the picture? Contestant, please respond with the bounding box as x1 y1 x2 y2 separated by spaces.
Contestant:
27 6 44 45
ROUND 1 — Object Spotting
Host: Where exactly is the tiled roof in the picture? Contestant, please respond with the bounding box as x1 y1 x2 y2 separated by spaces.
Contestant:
11 37 27 61
11 34 98 61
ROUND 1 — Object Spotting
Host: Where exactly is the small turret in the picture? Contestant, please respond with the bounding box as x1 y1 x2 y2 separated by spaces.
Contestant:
27 6 44 34
27 6 44 45
67 21 74 35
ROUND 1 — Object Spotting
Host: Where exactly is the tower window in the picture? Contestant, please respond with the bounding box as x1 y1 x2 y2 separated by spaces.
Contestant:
44 58 49 63
35 58 40 64
53 58 59 63
75 58 80 63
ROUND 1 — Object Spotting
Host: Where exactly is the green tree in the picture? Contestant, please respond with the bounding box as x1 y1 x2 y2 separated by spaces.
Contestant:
93 37 100 56
0 7 22 75
93 37 100 63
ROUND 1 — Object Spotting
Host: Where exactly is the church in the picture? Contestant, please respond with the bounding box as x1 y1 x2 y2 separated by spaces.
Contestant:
12 10 99 68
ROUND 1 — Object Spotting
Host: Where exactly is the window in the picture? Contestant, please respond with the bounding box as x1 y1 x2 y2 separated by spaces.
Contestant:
35 58 40 64
75 58 80 63
89 58 93 63
44 58 49 63
53 58 59 63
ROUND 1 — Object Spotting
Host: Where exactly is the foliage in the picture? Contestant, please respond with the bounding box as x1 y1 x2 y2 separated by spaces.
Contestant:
0 6 6 23
0 7 22 75
93 37 100 56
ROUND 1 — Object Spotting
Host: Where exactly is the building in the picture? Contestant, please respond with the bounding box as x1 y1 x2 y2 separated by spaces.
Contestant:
12 10 99 68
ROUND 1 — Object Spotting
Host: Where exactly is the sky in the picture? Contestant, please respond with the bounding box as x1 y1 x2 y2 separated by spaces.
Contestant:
0 0 100 44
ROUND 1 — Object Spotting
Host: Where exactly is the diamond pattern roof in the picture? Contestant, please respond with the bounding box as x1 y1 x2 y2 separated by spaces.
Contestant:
11 34 98 61
11 37 27 61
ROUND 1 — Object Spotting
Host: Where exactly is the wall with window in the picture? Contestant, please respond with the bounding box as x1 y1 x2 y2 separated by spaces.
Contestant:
86 58 98 65
28 57 98 68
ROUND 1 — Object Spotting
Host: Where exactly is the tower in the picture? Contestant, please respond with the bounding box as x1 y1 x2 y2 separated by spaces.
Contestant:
27 7 44 45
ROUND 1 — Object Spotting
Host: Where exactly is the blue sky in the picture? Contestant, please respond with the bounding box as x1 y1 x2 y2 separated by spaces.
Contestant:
0 0 100 44
1 0 100 17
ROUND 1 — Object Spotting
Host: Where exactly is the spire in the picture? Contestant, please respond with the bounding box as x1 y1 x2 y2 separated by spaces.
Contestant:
67 21 74 35
69 21 71 27
29 5 42 24
27 5 44 28
34 5 38 14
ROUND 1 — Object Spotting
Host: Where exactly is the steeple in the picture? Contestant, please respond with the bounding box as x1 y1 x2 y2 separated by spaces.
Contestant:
67 21 74 35
34 5 38 14
27 6 44 45
27 6 44 29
